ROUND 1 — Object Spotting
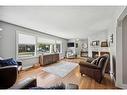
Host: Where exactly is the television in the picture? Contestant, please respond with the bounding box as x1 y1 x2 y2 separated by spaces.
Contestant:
67 43 74 47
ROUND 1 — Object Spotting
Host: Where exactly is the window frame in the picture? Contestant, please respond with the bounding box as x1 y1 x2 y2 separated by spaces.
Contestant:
16 31 37 59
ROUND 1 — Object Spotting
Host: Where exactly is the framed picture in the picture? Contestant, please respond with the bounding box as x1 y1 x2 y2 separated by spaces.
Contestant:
101 41 108 47
91 40 99 46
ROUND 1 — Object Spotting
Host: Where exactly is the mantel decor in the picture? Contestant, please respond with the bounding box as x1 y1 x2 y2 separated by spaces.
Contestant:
91 40 99 46
101 41 108 47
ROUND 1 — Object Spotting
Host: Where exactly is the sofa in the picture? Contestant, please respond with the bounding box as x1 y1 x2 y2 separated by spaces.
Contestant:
79 54 109 83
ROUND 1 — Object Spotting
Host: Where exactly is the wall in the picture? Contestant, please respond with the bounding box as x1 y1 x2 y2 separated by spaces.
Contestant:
116 7 127 88
110 7 126 88
0 21 67 69
122 15 127 84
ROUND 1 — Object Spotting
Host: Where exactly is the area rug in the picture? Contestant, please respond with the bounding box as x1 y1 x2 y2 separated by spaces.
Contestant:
42 61 78 77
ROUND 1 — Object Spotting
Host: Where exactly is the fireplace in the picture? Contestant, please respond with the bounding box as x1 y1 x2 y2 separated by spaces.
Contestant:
92 51 99 58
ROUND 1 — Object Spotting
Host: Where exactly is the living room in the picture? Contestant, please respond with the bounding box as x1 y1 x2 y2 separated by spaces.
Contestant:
0 5 127 91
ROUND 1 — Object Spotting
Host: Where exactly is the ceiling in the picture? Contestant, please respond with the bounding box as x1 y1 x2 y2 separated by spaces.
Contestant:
0 6 124 39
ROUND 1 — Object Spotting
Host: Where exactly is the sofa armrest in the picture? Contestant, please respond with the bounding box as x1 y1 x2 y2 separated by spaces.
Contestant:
10 77 37 89
79 62 100 69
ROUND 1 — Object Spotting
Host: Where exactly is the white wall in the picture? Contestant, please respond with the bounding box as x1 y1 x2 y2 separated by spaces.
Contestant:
116 7 127 88
107 7 127 88
0 21 67 68
122 15 127 84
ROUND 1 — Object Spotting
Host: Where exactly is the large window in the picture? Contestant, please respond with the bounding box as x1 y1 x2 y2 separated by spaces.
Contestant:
56 44 61 53
37 43 50 54
56 41 62 53
37 37 55 54
17 32 62 58
18 33 36 57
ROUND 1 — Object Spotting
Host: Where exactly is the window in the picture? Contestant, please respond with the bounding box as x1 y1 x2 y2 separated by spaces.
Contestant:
37 37 55 54
18 33 36 57
56 41 62 53
37 43 50 54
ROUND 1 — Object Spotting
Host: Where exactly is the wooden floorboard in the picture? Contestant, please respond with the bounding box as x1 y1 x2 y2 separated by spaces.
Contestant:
17 59 116 89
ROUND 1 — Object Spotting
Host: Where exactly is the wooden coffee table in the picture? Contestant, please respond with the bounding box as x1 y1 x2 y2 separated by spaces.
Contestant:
37 65 80 88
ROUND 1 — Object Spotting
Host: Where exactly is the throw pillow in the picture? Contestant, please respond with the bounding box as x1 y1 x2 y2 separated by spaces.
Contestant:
0 58 17 67
86 57 95 63
96 56 103 65
98 58 105 68
91 59 97 65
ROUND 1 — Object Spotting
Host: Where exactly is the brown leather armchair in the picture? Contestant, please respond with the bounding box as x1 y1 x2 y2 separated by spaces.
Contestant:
79 54 109 83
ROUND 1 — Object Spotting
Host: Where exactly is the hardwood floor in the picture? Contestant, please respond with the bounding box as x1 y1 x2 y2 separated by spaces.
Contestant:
17 59 116 89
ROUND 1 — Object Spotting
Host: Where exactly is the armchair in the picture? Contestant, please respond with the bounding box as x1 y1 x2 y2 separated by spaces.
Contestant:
79 54 109 83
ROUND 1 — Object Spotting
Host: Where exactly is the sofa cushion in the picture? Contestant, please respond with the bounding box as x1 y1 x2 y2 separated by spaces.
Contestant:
0 58 17 67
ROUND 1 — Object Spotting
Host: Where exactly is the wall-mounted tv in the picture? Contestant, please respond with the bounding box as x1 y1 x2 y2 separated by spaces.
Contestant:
67 43 74 47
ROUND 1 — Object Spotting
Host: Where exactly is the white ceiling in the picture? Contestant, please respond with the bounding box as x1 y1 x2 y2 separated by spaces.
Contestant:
0 6 124 39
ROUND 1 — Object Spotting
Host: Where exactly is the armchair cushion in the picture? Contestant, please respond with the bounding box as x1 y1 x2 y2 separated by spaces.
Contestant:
0 58 17 67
